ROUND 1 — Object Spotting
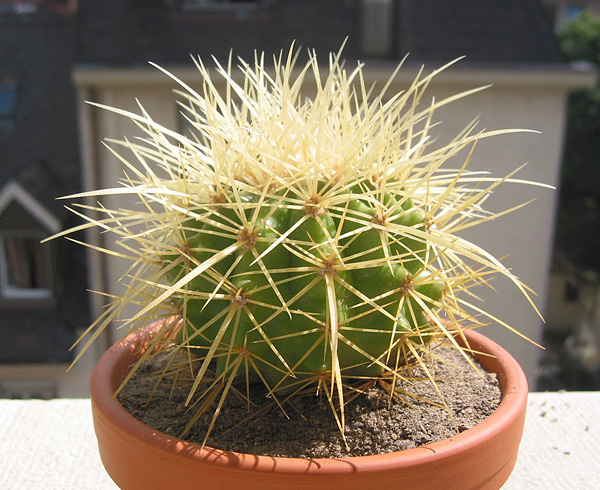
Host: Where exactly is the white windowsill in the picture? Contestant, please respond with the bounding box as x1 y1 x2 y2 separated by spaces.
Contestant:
0 392 597 489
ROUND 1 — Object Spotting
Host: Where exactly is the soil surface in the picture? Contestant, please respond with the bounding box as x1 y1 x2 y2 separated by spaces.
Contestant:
119 344 501 458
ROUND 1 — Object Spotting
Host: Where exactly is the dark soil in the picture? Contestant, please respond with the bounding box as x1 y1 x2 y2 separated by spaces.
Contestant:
118 344 501 458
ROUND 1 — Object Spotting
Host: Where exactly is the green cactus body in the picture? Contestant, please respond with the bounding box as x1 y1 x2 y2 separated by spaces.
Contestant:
56 46 544 441
173 184 444 388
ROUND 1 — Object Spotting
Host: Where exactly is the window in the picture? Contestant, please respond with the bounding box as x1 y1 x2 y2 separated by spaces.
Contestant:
170 0 259 13
0 234 53 300
360 0 394 58
565 5 584 20
0 181 60 303
564 282 579 303
0 2 37 14
0 79 17 130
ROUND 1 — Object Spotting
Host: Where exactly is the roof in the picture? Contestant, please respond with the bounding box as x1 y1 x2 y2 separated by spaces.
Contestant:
395 0 565 64
0 12 81 197
75 0 566 66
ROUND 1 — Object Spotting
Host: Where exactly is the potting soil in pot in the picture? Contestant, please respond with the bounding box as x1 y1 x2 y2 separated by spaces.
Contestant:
118 343 501 459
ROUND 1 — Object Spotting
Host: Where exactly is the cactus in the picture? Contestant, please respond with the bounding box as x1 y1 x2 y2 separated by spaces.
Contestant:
53 45 545 442
165 181 445 389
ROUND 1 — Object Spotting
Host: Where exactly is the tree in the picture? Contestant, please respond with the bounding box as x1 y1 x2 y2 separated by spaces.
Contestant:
555 13 600 274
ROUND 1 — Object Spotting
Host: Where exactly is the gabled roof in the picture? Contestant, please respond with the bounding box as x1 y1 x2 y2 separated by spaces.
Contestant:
0 180 61 234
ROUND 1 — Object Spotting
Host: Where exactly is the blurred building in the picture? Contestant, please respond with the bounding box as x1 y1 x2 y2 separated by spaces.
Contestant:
537 0 600 389
1 0 594 396
0 0 90 398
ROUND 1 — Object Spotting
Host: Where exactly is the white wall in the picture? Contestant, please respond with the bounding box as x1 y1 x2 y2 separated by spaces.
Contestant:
423 82 568 386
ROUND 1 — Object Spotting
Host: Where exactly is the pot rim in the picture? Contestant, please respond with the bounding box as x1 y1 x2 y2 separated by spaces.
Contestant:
91 322 528 476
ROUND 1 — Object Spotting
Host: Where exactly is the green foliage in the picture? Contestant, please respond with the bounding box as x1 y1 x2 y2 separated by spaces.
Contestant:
559 12 600 64
555 13 600 273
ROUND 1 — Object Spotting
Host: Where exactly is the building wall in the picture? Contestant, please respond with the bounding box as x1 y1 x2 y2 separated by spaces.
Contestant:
427 81 567 383
76 0 359 65
0 8 91 398
73 60 593 388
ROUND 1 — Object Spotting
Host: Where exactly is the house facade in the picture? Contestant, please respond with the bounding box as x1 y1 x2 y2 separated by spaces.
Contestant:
0 2 91 398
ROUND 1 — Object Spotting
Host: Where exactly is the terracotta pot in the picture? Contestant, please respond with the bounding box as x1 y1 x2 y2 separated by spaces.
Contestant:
91 323 528 490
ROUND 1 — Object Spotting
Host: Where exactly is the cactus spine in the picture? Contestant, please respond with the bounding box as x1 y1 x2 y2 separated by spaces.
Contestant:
54 45 543 441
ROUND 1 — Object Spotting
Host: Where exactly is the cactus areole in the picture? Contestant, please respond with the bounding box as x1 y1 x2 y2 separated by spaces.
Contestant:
165 183 445 388
54 44 544 441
